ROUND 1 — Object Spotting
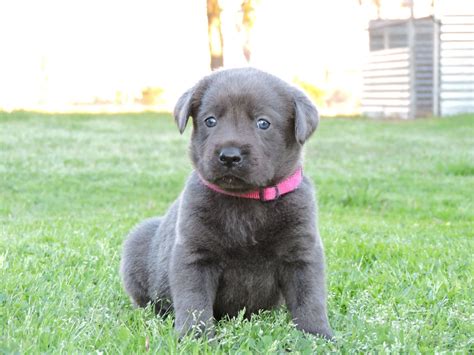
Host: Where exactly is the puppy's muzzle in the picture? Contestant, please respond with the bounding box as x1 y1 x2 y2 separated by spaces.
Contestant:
219 147 243 168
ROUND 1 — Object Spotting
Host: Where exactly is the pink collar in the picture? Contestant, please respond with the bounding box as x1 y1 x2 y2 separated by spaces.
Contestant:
199 168 303 202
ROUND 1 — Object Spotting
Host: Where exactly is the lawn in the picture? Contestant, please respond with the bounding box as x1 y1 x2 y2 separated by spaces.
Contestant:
0 111 473 353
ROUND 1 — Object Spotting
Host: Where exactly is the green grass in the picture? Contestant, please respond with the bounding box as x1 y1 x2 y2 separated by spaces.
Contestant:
1 111 473 353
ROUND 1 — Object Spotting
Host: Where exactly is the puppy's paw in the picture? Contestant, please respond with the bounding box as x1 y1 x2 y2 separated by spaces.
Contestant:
177 325 216 341
297 324 334 342
315 327 334 341
175 317 215 340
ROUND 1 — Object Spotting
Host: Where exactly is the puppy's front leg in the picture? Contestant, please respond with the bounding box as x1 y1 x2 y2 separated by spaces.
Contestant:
279 248 333 340
169 243 219 338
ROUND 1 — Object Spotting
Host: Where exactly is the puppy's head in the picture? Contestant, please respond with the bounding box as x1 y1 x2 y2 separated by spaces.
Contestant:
174 68 319 192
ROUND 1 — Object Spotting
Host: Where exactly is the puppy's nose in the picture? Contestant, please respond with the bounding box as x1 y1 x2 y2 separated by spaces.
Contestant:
219 147 242 167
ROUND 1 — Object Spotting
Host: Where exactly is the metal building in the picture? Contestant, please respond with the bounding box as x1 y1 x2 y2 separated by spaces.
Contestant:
362 11 474 118
439 13 474 115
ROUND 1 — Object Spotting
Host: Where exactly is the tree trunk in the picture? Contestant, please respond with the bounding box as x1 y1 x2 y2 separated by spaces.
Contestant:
240 0 255 62
207 0 224 70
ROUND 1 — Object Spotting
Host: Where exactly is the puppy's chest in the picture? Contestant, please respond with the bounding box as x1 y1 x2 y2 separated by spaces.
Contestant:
210 200 294 248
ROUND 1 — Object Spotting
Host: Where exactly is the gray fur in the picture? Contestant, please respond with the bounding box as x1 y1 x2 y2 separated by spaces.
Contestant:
120 68 333 339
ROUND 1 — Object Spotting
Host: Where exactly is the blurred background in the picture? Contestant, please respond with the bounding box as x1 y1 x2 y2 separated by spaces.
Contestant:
0 0 472 118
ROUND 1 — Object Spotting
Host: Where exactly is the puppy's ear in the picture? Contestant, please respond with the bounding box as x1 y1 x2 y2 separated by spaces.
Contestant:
173 87 194 134
174 78 211 134
293 88 319 145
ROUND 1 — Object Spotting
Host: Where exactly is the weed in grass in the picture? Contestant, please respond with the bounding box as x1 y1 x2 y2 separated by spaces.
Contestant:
437 158 474 177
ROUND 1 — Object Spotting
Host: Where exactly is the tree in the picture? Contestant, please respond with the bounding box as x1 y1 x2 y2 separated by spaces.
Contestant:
239 0 256 62
206 0 256 70
207 0 224 70
358 0 382 19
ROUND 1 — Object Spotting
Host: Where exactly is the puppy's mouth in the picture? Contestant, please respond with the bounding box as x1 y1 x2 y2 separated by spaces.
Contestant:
212 174 255 191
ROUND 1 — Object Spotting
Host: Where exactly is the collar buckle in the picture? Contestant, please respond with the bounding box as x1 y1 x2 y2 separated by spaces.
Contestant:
259 185 280 202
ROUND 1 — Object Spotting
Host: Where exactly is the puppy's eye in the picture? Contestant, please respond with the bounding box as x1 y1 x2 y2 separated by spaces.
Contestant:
256 118 270 130
204 116 217 128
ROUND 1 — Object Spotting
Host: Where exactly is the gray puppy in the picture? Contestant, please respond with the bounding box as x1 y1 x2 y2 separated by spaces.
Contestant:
120 68 333 339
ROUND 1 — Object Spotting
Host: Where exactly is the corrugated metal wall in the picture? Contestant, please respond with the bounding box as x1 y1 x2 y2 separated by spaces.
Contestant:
440 13 474 115
362 47 411 118
413 18 437 117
